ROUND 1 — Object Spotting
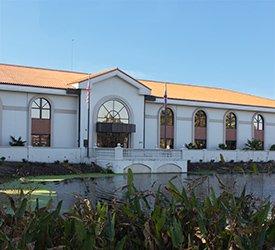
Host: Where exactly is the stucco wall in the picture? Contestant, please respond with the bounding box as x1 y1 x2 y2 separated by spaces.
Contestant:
0 89 78 147
79 76 145 149
0 78 275 152
145 102 275 150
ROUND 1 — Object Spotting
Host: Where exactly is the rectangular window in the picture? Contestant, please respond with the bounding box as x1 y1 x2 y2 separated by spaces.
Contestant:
32 134 50 147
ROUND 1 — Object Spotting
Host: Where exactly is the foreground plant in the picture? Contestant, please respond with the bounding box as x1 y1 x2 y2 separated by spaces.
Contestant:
9 136 26 147
244 139 264 151
0 171 275 249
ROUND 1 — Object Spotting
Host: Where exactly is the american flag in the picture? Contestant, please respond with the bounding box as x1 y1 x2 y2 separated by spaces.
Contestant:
86 76 91 104
164 83 167 108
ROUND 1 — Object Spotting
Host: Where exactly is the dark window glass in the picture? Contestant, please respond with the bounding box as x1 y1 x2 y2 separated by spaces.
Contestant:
32 134 50 147
160 108 174 126
226 112 237 129
160 108 174 149
97 133 129 148
195 110 207 127
97 99 130 148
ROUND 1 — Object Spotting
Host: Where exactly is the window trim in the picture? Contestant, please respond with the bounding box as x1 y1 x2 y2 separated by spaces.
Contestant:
29 97 52 147
159 107 175 149
224 111 237 149
193 109 207 149
252 113 265 148
97 99 130 124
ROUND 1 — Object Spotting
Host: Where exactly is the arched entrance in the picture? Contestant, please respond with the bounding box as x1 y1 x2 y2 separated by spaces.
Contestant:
96 99 135 148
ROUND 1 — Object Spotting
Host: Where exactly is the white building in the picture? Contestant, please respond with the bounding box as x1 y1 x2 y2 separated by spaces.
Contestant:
0 63 275 173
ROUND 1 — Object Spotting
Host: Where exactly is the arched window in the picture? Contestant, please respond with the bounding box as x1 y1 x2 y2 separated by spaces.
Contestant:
97 99 132 148
194 110 207 149
31 98 51 147
253 114 264 148
97 99 129 124
160 108 174 149
225 112 237 149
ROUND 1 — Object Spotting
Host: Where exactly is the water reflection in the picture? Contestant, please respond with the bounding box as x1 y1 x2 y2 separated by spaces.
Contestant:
42 173 275 210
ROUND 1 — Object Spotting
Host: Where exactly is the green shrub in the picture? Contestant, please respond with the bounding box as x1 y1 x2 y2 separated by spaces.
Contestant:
243 139 264 151
218 143 228 150
0 170 274 249
185 142 198 149
9 136 26 146
270 144 275 151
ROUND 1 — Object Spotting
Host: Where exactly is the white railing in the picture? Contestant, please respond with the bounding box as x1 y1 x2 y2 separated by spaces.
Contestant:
91 146 275 163
90 148 115 160
123 148 182 160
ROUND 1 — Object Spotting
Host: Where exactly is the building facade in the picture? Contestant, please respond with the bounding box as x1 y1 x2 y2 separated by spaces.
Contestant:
0 63 275 172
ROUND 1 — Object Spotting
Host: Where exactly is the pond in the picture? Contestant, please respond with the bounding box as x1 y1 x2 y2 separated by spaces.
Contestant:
1 173 275 211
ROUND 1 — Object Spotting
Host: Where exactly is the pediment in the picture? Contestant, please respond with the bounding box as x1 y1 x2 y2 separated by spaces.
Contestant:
74 68 151 95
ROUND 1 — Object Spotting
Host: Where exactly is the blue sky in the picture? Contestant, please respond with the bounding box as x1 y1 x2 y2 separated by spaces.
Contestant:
0 0 274 98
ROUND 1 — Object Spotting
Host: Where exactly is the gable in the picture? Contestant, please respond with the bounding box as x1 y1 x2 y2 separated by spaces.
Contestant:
75 69 151 95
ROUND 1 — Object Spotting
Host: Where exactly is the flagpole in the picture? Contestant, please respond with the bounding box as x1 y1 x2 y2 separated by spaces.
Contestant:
87 75 91 158
164 83 167 149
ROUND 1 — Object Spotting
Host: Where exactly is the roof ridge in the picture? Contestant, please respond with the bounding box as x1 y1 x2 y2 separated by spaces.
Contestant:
0 63 88 75
67 67 118 85
139 79 275 102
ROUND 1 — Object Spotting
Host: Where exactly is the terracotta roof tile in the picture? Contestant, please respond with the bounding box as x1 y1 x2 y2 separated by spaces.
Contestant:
0 63 274 109
0 63 88 89
140 79 275 109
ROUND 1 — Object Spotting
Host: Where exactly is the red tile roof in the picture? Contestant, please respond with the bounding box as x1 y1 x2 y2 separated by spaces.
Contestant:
140 79 275 108
1 63 275 108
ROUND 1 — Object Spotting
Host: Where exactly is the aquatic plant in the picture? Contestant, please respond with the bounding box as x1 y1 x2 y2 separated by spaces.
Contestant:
0 170 275 249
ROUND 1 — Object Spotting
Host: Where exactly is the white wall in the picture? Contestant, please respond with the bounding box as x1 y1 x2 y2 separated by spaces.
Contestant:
144 103 159 148
0 80 275 152
144 102 275 150
0 89 78 147
80 76 145 149
0 146 84 163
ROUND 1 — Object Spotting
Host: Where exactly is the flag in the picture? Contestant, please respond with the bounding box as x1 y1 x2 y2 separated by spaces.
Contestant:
164 83 168 148
164 83 167 108
86 76 91 104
